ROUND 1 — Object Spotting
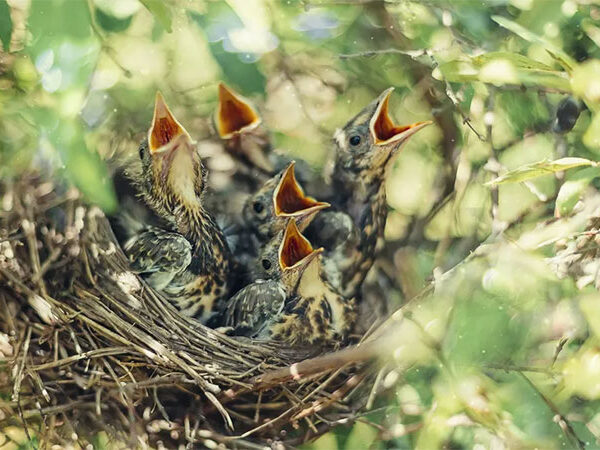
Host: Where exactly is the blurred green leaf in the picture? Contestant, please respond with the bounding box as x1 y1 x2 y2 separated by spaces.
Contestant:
344 421 379 450
492 15 576 71
444 294 525 365
584 114 600 150
140 0 172 33
438 52 571 91
0 0 11 51
571 60 600 113
188 8 266 94
487 157 597 186
45 116 117 212
95 8 133 33
555 179 590 217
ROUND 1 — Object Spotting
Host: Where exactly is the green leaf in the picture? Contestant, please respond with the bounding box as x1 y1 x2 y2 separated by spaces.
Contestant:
555 179 590 217
491 15 576 71
140 0 172 33
95 8 133 33
46 117 117 213
188 8 266 95
571 60 600 113
486 158 598 186
437 51 571 91
0 0 12 51
584 114 600 150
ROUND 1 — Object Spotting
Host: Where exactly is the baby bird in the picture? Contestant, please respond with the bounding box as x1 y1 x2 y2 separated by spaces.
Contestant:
224 220 355 344
123 93 232 320
243 161 330 241
214 82 273 177
309 88 432 298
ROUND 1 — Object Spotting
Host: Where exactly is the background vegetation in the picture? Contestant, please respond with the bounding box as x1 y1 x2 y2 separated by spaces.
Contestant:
1 0 600 448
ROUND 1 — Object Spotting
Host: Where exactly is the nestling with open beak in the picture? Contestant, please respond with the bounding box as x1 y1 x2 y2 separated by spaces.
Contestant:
308 87 432 298
123 92 232 320
223 220 355 345
232 161 330 279
243 161 330 241
215 82 274 178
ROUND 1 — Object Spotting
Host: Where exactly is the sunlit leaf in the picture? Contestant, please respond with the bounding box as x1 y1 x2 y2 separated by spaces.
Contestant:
188 6 266 94
45 117 117 212
437 52 571 91
486 158 598 186
95 8 133 33
555 179 590 217
492 15 576 71
140 0 172 33
571 60 600 112
0 0 12 51
584 114 600 150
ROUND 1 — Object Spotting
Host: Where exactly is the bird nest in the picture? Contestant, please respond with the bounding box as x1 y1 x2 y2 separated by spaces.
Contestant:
0 174 396 448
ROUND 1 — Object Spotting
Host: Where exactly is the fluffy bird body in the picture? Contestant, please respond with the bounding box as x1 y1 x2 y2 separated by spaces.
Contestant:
223 220 355 344
310 88 431 298
122 94 232 320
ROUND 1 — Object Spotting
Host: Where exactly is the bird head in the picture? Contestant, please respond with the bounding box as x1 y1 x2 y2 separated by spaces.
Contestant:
278 219 323 291
138 92 206 219
333 88 432 181
214 82 273 173
243 161 329 239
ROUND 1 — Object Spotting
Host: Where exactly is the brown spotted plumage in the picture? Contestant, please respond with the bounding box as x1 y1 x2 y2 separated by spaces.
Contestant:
310 88 432 298
123 93 232 321
224 220 355 344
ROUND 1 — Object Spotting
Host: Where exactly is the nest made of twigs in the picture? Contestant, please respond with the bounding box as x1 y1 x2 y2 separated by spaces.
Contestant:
0 174 398 448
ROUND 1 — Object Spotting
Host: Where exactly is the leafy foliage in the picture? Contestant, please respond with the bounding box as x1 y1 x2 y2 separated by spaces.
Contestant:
2 0 600 448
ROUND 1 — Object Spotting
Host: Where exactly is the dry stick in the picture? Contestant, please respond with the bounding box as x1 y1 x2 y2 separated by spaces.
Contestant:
249 341 380 390
519 373 585 450
13 326 33 444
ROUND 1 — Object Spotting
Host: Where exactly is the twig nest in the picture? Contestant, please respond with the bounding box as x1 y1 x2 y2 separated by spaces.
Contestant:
0 175 385 448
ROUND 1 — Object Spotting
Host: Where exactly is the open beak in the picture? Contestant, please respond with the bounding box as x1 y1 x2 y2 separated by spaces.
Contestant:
147 92 196 185
273 162 330 222
148 92 192 154
279 219 323 271
215 82 262 139
369 88 432 147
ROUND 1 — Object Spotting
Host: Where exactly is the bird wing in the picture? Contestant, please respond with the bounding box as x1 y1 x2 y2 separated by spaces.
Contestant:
223 280 286 337
308 210 357 251
123 228 192 290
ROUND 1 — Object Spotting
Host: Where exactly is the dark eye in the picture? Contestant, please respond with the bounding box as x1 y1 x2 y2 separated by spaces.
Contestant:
253 201 264 214
349 135 361 146
261 259 272 270
139 146 145 159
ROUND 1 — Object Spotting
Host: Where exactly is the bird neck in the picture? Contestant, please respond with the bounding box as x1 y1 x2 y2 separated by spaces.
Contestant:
175 204 231 274
332 167 388 297
332 167 387 241
297 259 325 297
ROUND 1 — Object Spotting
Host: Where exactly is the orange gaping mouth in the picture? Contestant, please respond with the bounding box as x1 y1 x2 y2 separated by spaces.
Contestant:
370 88 432 145
273 162 329 216
279 220 319 269
216 83 261 139
148 92 190 153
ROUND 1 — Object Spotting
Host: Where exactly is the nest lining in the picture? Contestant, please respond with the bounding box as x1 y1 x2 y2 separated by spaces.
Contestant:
0 174 396 448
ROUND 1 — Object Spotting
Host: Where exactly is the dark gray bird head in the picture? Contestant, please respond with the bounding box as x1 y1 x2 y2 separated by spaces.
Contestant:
253 219 323 292
333 88 432 184
243 161 330 240
135 92 207 223
214 82 273 173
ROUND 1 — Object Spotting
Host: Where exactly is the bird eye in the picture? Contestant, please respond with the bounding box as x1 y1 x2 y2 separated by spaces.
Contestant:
138 147 145 159
253 201 264 214
261 259 272 270
349 135 361 146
